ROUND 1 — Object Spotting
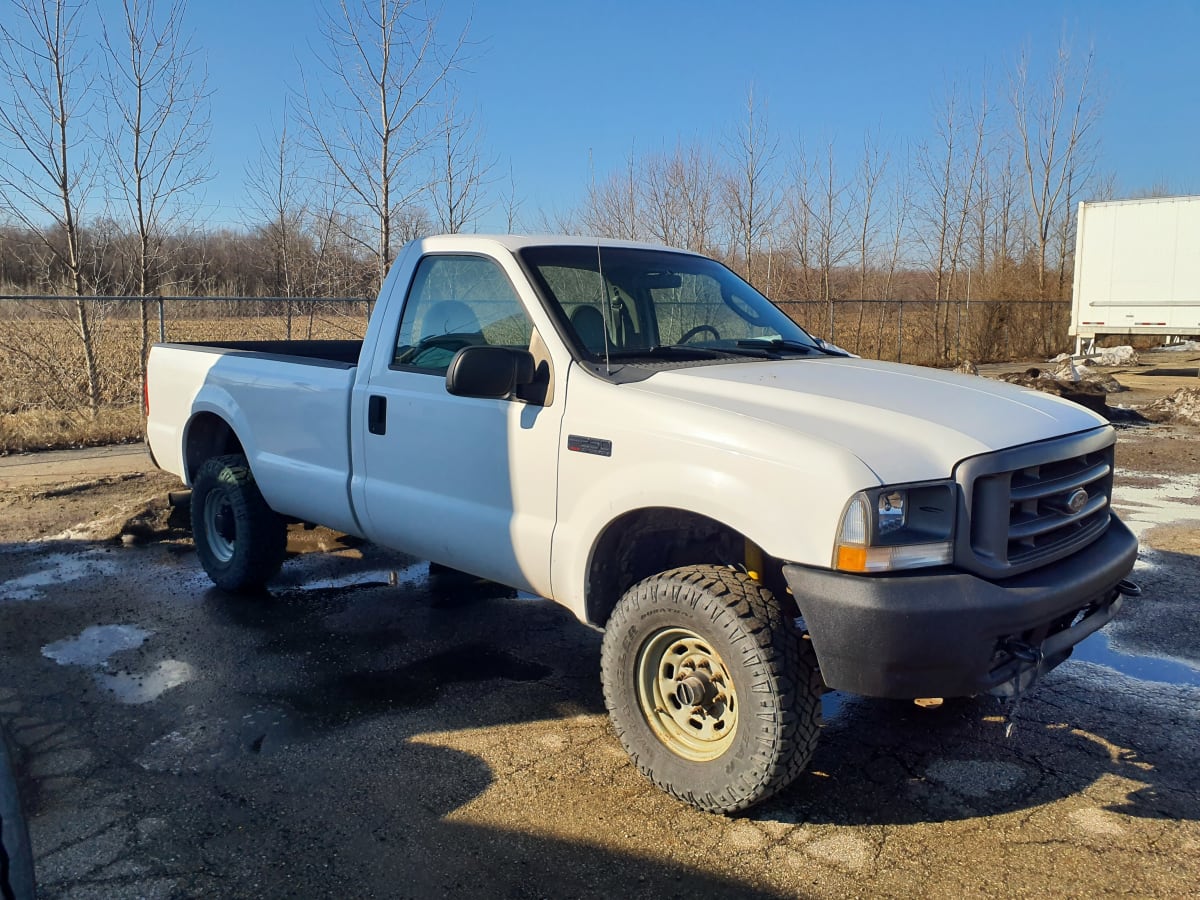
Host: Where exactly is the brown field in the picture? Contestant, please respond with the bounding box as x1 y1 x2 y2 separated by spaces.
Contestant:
0 300 369 452
0 297 1071 452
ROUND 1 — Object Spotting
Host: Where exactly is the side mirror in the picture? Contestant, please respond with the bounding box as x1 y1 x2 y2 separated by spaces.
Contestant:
445 346 535 399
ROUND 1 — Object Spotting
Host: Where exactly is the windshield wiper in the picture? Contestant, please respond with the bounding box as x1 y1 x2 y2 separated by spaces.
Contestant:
605 345 725 361
736 338 847 357
605 344 782 362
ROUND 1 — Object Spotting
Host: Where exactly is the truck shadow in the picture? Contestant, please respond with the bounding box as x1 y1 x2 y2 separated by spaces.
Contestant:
184 539 1200 830
3 528 1196 880
752 670 1199 827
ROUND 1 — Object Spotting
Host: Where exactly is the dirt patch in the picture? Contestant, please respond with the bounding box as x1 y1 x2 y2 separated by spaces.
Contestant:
1116 423 1200 475
0 469 183 544
1142 523 1200 556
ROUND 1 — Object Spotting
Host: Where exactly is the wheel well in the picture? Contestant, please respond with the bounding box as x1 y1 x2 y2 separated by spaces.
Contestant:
584 508 794 628
184 412 245 483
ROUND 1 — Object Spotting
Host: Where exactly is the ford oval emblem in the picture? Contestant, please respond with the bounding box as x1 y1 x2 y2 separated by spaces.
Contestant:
1067 488 1089 514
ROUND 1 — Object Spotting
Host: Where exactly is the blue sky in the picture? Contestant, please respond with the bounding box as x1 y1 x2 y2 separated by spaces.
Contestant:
179 0 1199 230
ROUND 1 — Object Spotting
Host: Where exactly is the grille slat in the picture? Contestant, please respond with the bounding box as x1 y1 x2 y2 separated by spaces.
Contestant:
1009 495 1110 541
962 434 1115 576
1009 460 1111 502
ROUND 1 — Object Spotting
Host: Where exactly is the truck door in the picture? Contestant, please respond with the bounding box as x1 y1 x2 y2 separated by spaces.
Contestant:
356 253 564 597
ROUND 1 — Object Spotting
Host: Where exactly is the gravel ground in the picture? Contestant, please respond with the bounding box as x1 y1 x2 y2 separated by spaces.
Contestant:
0 397 1197 898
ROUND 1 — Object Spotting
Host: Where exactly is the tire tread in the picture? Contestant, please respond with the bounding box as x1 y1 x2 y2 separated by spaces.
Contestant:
600 564 822 814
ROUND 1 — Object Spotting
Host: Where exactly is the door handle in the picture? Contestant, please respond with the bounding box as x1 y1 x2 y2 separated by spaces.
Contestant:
368 395 387 435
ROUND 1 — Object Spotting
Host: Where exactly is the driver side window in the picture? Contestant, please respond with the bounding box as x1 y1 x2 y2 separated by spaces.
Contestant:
392 254 532 373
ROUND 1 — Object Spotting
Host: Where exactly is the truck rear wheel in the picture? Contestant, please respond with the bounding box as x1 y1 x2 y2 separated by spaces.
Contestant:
600 565 822 813
191 454 287 592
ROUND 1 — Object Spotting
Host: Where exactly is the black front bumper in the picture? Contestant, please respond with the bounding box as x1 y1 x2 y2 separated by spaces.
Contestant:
782 517 1139 699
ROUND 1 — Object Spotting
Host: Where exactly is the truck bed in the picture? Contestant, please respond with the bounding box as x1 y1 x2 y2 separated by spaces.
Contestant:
172 339 364 367
146 340 363 536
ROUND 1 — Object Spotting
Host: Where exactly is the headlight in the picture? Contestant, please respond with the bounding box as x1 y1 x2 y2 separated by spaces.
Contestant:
834 481 956 573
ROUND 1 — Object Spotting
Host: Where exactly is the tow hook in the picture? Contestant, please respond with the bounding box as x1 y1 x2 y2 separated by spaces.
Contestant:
1117 579 1142 597
995 638 1045 739
1001 638 1043 666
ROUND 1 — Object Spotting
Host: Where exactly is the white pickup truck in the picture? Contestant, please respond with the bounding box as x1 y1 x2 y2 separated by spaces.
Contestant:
146 234 1139 813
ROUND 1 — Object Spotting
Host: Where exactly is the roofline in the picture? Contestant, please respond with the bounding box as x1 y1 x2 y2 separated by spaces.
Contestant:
412 233 706 256
1079 194 1200 208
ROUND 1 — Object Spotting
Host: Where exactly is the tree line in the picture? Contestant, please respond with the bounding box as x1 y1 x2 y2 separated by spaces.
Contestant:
0 0 1110 415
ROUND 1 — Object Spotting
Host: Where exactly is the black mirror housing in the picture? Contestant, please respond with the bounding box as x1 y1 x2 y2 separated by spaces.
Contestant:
445 346 535 399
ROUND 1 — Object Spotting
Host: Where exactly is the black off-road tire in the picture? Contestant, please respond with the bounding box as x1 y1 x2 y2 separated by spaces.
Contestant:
600 565 822 814
191 454 287 592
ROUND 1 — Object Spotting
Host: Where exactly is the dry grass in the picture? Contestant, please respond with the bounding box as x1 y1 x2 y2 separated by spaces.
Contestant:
0 301 369 451
778 299 1071 365
0 297 1070 451
0 404 145 453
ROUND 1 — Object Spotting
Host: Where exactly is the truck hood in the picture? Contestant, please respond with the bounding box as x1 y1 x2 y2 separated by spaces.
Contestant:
628 357 1108 484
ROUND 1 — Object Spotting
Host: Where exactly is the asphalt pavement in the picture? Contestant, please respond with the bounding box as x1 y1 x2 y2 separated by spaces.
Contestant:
0 449 1197 898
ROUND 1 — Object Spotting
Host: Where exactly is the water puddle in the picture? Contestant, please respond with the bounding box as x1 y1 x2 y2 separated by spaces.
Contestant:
300 566 411 591
42 624 152 667
821 691 849 723
1071 630 1200 688
94 660 195 704
3 551 120 602
41 624 194 704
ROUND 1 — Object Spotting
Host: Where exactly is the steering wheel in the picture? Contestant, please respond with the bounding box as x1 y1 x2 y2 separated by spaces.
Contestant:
679 324 722 344
419 334 475 352
404 333 478 367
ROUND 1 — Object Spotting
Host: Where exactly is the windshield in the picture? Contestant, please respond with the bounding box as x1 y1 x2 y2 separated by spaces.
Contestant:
518 245 822 362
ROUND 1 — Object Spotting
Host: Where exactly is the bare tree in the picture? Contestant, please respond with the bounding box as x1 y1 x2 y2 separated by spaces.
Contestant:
784 144 819 300
0 0 101 414
915 83 987 358
915 86 961 307
500 159 522 232
722 87 780 284
246 117 308 337
582 144 639 240
875 162 912 358
853 132 888 342
640 142 720 253
812 140 854 338
300 0 467 290
102 0 209 373
1010 40 1099 300
428 89 493 233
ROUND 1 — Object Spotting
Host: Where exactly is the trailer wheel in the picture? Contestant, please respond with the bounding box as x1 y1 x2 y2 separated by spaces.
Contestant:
600 565 822 814
191 454 287 592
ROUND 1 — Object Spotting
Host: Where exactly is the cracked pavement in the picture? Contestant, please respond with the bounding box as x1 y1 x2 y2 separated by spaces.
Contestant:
0 433 1197 898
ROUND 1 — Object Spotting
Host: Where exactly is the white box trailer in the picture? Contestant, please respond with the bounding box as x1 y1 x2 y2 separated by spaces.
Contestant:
1070 195 1200 354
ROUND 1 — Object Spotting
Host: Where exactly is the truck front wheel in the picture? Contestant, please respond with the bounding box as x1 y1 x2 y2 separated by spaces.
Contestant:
600 565 822 813
191 454 287 592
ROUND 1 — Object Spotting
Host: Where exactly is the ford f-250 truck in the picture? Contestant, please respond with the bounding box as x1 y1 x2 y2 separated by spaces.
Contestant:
145 234 1140 813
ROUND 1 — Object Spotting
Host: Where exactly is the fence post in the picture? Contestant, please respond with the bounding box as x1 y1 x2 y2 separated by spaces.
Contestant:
897 300 903 363
158 298 165 342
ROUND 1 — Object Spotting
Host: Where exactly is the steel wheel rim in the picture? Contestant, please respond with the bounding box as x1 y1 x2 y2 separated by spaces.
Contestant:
204 489 236 564
635 626 738 762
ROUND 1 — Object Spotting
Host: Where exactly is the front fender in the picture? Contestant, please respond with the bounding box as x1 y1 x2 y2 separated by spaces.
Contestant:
549 384 878 624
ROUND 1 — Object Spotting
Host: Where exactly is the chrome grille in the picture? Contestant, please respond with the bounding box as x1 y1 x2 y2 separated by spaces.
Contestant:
957 430 1115 577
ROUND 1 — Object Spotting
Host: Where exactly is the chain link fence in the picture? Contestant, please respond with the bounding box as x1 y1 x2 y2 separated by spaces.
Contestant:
0 295 371 414
777 298 1072 367
0 295 1070 414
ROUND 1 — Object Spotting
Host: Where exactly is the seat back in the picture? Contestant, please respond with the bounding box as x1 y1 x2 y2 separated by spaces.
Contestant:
570 305 607 353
